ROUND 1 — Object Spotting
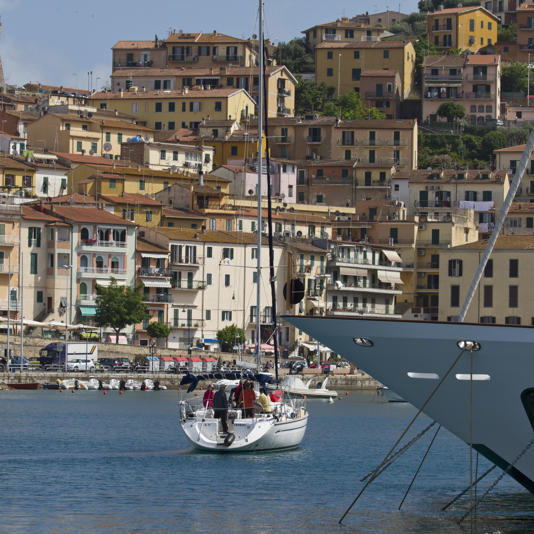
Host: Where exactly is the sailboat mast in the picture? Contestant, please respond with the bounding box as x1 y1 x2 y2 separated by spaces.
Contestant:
255 0 264 371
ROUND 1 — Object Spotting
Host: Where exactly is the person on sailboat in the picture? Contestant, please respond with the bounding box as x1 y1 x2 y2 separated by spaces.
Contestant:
239 382 256 419
257 389 272 413
203 384 215 407
213 383 229 433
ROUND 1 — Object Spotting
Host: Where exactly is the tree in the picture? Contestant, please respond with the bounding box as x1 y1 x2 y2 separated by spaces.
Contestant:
322 91 386 120
436 102 466 122
95 278 148 343
431 154 456 169
146 321 170 343
481 130 508 160
276 38 315 73
216 324 246 353
295 76 335 115
501 62 529 93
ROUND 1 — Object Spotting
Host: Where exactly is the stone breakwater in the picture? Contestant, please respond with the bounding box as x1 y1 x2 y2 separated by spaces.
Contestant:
0 372 379 391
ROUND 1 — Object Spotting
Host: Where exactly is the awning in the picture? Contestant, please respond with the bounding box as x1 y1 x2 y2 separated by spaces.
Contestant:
95 279 113 287
300 342 319 351
174 357 188 362
106 334 127 344
339 267 355 276
377 270 390 283
33 153 58 161
383 250 402 263
79 306 97 316
190 357 203 362
160 357 174 361
140 252 168 259
204 339 218 343
140 278 172 288
386 271 404 284
354 268 368 277
203 357 217 362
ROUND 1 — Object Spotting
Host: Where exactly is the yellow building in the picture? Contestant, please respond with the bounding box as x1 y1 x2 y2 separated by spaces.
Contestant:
67 163 230 198
0 155 37 196
27 113 153 160
315 40 416 98
201 128 265 168
88 87 256 132
99 193 164 227
439 235 534 324
426 6 498 53
302 17 383 51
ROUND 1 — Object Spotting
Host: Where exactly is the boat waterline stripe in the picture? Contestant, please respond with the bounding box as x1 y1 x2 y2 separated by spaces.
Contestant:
275 423 308 434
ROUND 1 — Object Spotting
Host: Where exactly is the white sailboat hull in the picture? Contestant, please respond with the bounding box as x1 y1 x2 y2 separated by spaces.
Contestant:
283 315 534 494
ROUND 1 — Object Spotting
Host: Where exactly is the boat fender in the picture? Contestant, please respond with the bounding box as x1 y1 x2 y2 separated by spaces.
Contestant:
224 433 235 447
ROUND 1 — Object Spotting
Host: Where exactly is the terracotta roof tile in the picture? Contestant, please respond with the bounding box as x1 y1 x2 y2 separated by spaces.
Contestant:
51 152 128 167
360 70 399 77
99 193 163 206
137 238 169 253
494 144 526 153
466 55 500 65
21 206 63 222
316 40 413 49
46 193 112 205
90 88 251 100
454 235 534 250
154 228 283 245
162 208 204 219
112 40 161 50
47 206 137 225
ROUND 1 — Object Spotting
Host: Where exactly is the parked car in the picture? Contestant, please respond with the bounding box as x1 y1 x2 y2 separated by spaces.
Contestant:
28 357 41 368
115 358 134 372
96 357 120 371
66 358 96 372
9 356 30 371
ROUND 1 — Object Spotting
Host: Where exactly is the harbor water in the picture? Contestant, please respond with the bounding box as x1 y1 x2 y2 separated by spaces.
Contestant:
1 389 533 533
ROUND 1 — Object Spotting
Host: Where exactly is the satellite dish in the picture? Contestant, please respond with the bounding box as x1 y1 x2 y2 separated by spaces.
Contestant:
335 210 340 217
15 132 20 138
248 189 254 195
171 165 177 172
89 149 95 155
68 197 75 205
283 278 305 305
87 112 93 118
427 167 432 172
77 110 82 117
283 202 287 208
229 63 233 67
322 232 329 239
103 143 112 152
126 138 132 143
296 230 303 237
150 193 155 198
280 193 285 199
289 207 294 213
144 136 150 142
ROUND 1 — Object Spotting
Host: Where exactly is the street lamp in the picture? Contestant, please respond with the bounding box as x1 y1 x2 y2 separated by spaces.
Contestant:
64 265 72 371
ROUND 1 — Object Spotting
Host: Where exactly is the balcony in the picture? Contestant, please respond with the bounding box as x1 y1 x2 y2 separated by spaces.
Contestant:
212 55 243 62
76 294 98 305
323 34 341 41
312 176 352 185
0 264 19 273
416 239 451 247
360 36 379 41
142 294 174 303
365 91 394 99
520 23 534 30
171 280 207 290
78 267 128 276
377 238 414 245
276 136 292 144
170 256 203 268
0 204 21 215
0 235 19 246
337 138 359 146
137 267 170 277
386 138 407 146
327 282 402 293
361 138 384 147
79 239 126 249
168 54 198 62
414 200 452 208
466 74 496 82
167 320 205 329
465 92 494 100
424 73 463 82
277 106 290 116
0 299 20 310
278 87 291 96
416 283 440 290
358 179 390 188
306 136 322 144
113 61 152 68
432 23 453 31
424 91 463 100
416 262 440 270
386 157 408 166
519 43 534 49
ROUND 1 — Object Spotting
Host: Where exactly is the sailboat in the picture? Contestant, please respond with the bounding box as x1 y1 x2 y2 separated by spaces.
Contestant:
178 0 308 452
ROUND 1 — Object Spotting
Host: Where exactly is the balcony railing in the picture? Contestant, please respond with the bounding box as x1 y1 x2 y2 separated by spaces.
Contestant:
386 157 408 166
386 138 407 146
416 283 440 290
212 55 243 62
519 43 534 49
432 23 453 31
337 138 359 146
76 294 98 304
306 136 321 144
168 54 198 62
0 235 19 245
365 91 394 99
78 267 127 275
0 205 21 214
278 87 291 96
425 91 463 100
323 34 341 41
415 200 452 208
0 264 19 273
327 282 400 292
520 23 534 29
360 36 379 41
277 106 290 116
170 256 203 267
138 268 170 277
361 138 384 146
113 61 152 68
312 176 353 185
358 179 390 188
465 92 493 99
171 280 207 290
79 239 127 248
167 320 205 329
417 239 451 246
424 73 463 82
142 294 174 303
0 299 21 310
465 74 496 82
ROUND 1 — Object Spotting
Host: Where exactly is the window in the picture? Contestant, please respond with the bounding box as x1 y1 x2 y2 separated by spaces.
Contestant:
316 169 324 177
198 46 210 56
317 194 324 203
189 102 201 112
155 122 162 130
231 146 238 156
205 310 211 321
154 80 161 90
352 69 361 81
449 259 462 277
222 247 234 260
510 259 518 277
505 316 521 325
207 246 213 258
110 179 116 190
253 271 258 283
354 51 360 59
214 101 222 112
345 29 354 38
469 19 474 31
383 50 389 58
76 141 82 152
145 210 152 222
139 179 145 191
488 21 492 30
484 259 493 277
226 219 232 231
227 77 234 86
30 253 37 274
168 102 176 113
160 150 166 160
298 192 305 202
182 102 186 112
327 68 333 77
509 285 518 307
327 51 333 59
122 209 134 221
206 273 213 285
37 291 43 303
222 311 232 321
28 227 41 247
451 285 460 307
82 124 88 131
65 123 71 130
483 285 493 307
251 248 257 259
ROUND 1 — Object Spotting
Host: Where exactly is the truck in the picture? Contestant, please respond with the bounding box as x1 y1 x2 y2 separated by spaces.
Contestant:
39 342 98 371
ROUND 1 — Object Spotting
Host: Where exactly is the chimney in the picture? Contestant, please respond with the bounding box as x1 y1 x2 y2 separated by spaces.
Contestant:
199 170 204 186
439 4 444 9
194 233 200 239
115 109 119 115
119 90 124 97
201 225 206 234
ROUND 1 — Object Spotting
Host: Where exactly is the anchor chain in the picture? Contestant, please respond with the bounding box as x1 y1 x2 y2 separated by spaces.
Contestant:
458 437 534 524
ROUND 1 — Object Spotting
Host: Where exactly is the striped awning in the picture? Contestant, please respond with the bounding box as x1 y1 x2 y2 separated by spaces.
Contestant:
383 250 402 263
79 306 97 316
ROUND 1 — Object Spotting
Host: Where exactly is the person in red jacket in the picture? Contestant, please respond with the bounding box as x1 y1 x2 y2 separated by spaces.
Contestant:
239 382 256 419
203 384 215 407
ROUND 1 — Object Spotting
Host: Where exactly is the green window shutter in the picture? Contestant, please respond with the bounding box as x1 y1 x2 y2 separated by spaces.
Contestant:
30 253 37 274
482 191 492 201
28 227 32 247
36 227 41 247
105 132 111 142
528 217 534 229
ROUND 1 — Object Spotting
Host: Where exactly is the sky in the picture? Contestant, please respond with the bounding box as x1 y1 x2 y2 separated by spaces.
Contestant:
0 0 419 91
